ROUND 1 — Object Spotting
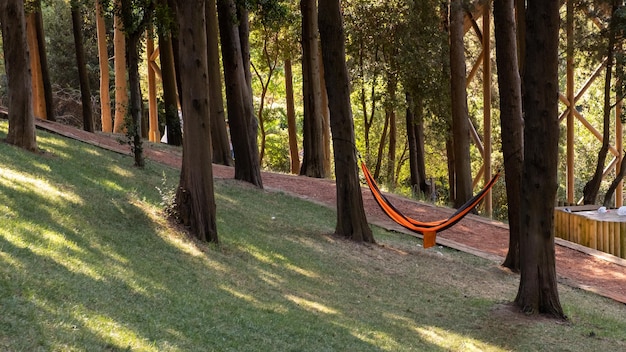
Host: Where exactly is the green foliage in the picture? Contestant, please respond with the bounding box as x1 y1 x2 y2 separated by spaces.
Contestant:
42 0 100 90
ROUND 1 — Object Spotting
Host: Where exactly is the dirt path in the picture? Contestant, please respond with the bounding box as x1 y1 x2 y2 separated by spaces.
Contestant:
35 119 626 305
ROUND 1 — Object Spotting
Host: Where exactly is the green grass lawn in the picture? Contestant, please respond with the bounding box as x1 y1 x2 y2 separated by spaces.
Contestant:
1 121 626 351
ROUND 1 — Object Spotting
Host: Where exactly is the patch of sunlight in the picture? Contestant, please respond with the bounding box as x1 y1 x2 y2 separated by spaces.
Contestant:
256 268 286 287
246 246 319 278
69 304 168 352
350 329 401 351
221 285 261 305
100 179 125 192
108 164 134 178
414 325 506 352
283 263 319 279
0 250 22 270
30 160 52 173
285 294 338 315
33 229 105 282
129 198 230 273
0 167 82 205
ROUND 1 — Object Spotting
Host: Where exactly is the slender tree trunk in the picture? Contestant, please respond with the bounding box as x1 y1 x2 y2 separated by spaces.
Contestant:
494 0 524 272
158 29 183 146
300 0 327 178
96 0 112 132
446 131 456 202
285 59 301 174
33 0 54 122
583 1 618 205
71 5 94 133
1 0 37 151
174 0 218 243
406 93 429 196
113 0 128 133
449 0 473 208
385 72 397 189
217 0 263 187
125 32 145 167
515 0 565 319
319 47 332 173
206 0 233 166
25 12 46 120
318 0 374 243
373 112 389 180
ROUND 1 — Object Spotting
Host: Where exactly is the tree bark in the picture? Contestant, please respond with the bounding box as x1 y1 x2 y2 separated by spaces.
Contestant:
285 59 301 174
385 71 397 189
515 0 565 318
318 0 374 243
1 0 37 151
96 0 112 132
158 29 183 146
174 0 218 243
406 93 429 196
113 0 128 134
299 0 327 178
71 5 94 133
125 31 145 167
494 0 524 272
449 0 473 208
206 0 233 166
33 0 54 122
217 0 263 187
25 12 46 120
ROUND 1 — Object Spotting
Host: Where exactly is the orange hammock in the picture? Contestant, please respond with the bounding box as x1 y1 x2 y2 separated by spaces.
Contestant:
360 161 500 248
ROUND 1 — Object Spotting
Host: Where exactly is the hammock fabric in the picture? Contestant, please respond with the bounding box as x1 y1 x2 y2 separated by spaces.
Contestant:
360 161 500 248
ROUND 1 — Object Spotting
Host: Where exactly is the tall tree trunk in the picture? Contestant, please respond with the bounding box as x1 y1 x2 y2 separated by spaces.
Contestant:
96 0 112 132
1 0 37 151
113 0 128 134
206 0 233 166
373 112 389 180
604 48 625 206
605 153 626 207
299 0 327 178
71 5 94 133
583 1 618 205
125 32 145 167
319 47 332 174
174 0 218 243
446 130 456 202
158 29 183 146
385 71 397 189
33 0 54 122
515 0 565 318
285 58 301 174
217 0 263 187
25 12 46 120
494 0 524 272
449 0 473 208
318 0 374 243
406 93 429 196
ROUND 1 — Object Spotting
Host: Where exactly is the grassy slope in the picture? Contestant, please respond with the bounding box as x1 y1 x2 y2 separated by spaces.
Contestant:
1 122 625 351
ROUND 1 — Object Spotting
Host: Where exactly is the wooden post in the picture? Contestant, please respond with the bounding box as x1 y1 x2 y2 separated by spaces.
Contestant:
113 0 127 134
96 0 112 132
619 222 626 258
147 28 160 142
